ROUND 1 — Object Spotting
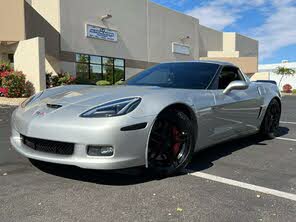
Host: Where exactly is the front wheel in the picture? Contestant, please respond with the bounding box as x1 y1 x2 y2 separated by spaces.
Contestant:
260 99 281 139
148 110 195 177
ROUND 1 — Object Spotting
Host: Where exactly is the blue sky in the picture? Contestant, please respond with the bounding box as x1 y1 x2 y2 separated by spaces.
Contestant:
151 0 296 64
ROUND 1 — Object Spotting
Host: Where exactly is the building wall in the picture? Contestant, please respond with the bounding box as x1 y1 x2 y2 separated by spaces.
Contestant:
0 44 18 61
45 56 60 75
204 32 258 74
0 53 5 61
147 2 199 62
60 61 76 75
207 33 239 58
236 34 258 57
0 0 26 42
59 0 201 63
25 0 61 32
60 0 148 62
200 57 258 74
223 33 237 53
24 1 60 59
199 25 223 57
125 68 144 79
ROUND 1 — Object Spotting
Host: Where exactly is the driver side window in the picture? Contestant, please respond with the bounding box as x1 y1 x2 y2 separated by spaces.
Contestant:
218 66 243 89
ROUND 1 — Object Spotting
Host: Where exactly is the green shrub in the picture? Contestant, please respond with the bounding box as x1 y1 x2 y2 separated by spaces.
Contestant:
115 80 125 85
2 71 26 98
47 72 76 88
292 89 296 94
96 80 111 86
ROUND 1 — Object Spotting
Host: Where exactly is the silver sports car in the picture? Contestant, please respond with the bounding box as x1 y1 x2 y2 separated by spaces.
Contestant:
11 61 281 176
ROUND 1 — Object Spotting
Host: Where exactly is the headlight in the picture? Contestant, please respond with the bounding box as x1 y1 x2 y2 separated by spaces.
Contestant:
80 97 142 118
21 91 44 108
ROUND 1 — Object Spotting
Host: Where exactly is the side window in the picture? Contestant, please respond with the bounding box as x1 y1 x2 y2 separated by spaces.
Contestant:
218 66 243 89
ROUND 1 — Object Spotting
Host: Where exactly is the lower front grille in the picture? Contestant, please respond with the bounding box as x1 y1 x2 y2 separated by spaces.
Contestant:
21 135 74 156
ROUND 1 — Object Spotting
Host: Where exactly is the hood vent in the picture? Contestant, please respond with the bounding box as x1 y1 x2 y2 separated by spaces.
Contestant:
47 104 63 109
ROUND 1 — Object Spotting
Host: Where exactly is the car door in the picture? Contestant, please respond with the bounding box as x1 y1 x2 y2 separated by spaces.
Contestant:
209 66 263 143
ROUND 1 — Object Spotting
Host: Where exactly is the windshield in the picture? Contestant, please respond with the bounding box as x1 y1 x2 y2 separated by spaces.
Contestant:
126 62 220 89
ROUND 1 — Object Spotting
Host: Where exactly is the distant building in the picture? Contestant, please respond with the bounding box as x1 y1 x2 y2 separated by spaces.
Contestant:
251 61 296 89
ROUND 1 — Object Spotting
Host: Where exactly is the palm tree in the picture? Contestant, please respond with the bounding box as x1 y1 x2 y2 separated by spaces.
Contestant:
274 66 295 87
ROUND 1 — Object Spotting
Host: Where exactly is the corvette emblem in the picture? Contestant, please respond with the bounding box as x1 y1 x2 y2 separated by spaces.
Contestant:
33 111 46 117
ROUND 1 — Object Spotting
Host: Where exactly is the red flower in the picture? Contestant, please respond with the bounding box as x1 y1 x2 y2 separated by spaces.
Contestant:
0 87 8 97
0 71 10 78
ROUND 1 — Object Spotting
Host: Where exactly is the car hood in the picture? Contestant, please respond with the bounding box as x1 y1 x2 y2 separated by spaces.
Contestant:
18 85 210 120
28 85 174 109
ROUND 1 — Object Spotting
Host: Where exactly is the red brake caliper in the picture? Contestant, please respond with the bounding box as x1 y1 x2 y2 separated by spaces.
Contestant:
172 127 181 156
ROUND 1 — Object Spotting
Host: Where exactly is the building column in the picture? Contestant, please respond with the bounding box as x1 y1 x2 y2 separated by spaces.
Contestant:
14 37 46 93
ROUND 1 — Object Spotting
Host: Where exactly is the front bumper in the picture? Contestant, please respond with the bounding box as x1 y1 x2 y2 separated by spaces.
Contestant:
10 109 156 170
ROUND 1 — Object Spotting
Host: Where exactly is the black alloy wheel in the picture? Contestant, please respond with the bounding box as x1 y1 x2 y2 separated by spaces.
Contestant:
260 99 281 139
148 110 195 176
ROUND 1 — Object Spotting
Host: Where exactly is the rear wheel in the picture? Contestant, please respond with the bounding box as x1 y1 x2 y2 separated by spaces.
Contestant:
260 99 281 139
148 110 195 176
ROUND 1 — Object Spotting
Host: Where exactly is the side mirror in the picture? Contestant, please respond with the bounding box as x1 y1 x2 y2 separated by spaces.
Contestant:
223 80 249 94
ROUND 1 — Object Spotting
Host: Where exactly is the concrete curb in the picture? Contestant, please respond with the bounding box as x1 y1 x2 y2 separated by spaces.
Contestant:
0 97 27 106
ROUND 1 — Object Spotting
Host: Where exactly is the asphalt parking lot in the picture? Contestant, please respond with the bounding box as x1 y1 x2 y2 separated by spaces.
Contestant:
0 96 296 222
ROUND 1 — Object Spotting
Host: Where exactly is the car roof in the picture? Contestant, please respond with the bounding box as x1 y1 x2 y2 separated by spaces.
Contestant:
161 60 235 66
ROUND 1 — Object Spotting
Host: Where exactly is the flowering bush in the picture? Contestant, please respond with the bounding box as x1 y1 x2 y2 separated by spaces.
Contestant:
0 62 11 72
0 87 8 96
47 72 76 88
0 62 34 98
0 62 12 88
0 71 10 79
283 84 293 93
24 81 35 97
1 71 26 98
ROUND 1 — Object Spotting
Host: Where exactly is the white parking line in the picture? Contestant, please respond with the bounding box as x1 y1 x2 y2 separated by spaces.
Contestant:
276 137 296 142
280 121 296 125
190 172 296 202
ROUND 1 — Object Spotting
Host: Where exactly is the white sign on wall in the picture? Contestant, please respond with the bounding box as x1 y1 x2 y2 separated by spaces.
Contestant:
172 42 191 55
86 24 118 42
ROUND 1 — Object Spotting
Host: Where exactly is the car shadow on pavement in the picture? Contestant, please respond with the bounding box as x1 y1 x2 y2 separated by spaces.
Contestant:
187 127 289 172
29 159 186 186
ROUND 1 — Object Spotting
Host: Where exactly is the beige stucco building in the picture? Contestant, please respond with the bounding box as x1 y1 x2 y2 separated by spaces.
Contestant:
0 0 258 92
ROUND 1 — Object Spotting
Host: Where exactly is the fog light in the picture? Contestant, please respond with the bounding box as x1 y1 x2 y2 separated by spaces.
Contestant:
87 146 114 156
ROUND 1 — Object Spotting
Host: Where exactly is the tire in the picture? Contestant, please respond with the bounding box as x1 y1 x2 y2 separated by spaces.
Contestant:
260 99 281 139
147 109 195 177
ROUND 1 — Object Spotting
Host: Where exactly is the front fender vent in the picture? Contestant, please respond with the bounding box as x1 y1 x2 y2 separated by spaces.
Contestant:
47 104 63 109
